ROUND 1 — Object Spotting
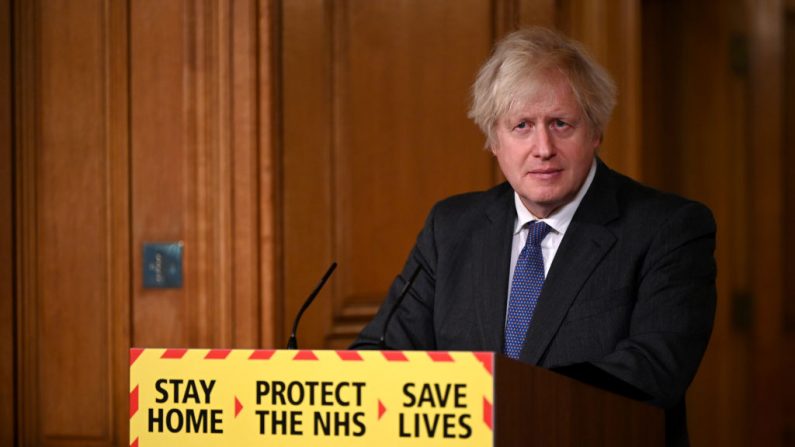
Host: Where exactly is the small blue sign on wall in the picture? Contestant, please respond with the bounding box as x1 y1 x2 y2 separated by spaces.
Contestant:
143 242 183 288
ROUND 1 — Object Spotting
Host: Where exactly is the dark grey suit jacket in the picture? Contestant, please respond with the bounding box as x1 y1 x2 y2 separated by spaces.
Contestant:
352 160 716 446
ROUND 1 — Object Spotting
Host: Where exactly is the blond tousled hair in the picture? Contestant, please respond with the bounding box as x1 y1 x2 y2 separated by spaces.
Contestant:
468 27 617 148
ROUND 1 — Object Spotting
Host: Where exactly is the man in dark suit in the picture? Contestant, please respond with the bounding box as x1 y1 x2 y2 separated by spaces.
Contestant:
352 27 716 446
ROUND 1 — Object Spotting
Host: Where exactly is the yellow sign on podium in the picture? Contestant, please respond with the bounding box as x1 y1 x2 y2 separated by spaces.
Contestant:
130 349 495 446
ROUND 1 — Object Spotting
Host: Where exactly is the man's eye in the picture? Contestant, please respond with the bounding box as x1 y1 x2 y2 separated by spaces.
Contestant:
553 119 569 128
515 121 528 130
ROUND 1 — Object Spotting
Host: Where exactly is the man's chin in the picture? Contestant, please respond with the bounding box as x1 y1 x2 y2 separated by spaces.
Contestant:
517 194 566 218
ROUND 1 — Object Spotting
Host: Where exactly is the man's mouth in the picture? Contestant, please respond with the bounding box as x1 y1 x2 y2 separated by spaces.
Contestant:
527 168 562 179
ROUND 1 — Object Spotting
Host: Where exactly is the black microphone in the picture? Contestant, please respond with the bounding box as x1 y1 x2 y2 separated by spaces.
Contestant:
378 264 423 349
286 262 337 349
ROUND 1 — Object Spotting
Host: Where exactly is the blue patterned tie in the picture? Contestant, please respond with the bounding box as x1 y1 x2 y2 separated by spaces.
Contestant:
504 221 552 360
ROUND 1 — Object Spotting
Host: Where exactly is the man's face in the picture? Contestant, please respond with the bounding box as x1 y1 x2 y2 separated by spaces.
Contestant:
492 71 600 218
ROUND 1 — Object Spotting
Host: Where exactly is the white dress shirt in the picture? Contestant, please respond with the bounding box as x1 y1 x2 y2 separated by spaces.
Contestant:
507 159 597 299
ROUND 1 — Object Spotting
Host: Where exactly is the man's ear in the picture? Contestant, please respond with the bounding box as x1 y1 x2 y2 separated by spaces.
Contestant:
489 137 499 155
593 130 603 149
588 131 603 156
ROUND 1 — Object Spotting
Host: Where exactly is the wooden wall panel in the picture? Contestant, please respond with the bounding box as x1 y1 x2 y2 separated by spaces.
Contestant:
15 0 129 445
558 0 642 180
130 0 263 350
281 0 497 349
640 1 752 445
231 0 264 348
517 0 556 28
0 0 14 444
786 6 795 337
13 0 266 445
280 0 335 349
38 0 110 436
334 0 495 322
14 1 38 443
673 3 750 446
257 0 281 349
106 1 132 444
783 7 795 443
639 0 795 444
640 0 681 193
748 0 785 444
130 0 189 347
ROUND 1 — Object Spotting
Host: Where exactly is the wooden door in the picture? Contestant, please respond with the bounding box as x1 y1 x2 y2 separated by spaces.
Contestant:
748 0 792 444
279 0 498 350
13 1 132 444
642 0 795 444
641 1 752 444
10 0 274 445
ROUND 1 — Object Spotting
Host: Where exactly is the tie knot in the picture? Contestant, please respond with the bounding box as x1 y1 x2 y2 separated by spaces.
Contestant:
526 221 552 246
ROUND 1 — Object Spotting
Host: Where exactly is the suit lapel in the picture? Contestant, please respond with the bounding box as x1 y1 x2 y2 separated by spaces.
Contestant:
473 184 515 352
520 160 620 364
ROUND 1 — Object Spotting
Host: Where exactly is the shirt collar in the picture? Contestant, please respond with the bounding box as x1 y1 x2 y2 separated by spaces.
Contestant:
513 158 597 236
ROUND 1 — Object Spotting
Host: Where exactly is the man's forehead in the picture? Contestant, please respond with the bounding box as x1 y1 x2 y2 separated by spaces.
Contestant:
503 94 582 120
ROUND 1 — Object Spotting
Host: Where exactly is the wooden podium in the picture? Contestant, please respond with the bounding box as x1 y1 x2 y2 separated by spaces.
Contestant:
490 354 664 445
129 349 663 446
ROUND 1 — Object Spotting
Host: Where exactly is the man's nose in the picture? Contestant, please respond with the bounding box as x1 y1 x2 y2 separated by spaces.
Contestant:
532 127 554 159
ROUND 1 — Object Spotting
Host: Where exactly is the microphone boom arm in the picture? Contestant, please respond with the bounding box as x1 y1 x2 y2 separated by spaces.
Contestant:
286 262 337 349
378 265 423 349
